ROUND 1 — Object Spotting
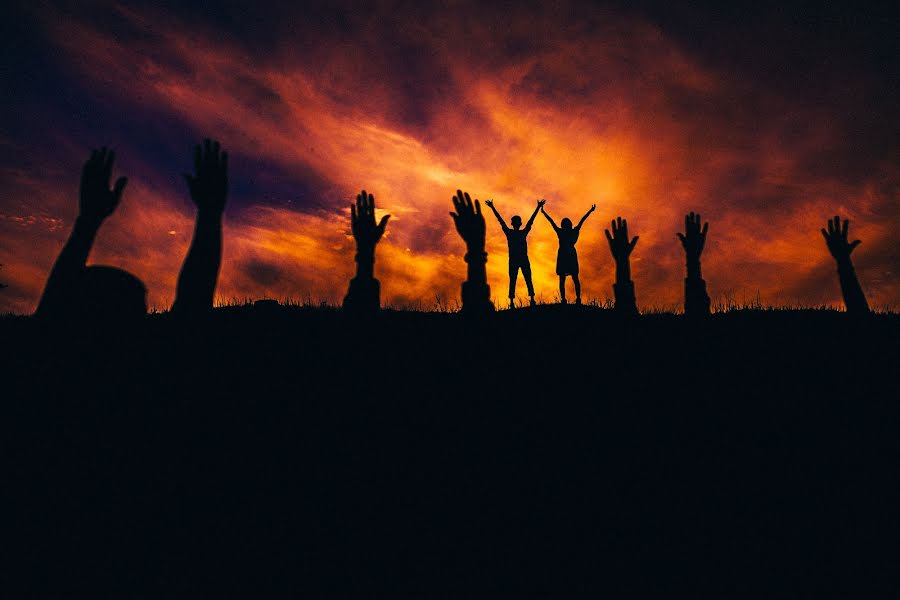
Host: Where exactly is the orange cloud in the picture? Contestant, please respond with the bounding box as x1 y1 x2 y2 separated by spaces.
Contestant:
1 2 896 314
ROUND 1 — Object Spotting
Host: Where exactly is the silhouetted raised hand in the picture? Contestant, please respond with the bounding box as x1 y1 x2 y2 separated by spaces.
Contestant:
344 190 390 314
79 147 128 226
450 189 492 314
184 139 228 215
450 189 486 251
351 190 390 253
821 215 861 263
604 217 638 262
677 212 708 263
36 147 146 320
677 212 710 316
604 217 639 315
820 215 869 314
172 139 228 315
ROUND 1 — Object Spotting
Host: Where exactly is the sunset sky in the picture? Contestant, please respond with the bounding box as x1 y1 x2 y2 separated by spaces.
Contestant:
1 0 897 313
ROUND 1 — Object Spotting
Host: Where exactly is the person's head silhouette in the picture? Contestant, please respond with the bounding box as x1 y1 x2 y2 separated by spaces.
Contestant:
73 266 147 321
561 217 573 231
35 146 149 322
511 215 522 230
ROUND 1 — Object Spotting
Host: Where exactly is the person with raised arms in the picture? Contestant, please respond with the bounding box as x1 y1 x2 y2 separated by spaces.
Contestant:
542 203 596 305
484 198 544 308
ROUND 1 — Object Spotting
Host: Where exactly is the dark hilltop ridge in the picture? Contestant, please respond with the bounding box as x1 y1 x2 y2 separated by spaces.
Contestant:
2 137 897 597
3 304 899 596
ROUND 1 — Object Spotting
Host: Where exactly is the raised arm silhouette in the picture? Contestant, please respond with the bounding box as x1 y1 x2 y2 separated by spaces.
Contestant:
35 147 146 320
450 189 493 315
172 139 228 315
485 198 543 307
542 203 594 304
821 215 870 314
677 212 710 316
343 189 390 314
604 216 639 315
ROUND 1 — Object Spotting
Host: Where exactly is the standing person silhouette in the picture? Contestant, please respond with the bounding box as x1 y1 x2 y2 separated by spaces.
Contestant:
541 203 595 304
484 199 544 308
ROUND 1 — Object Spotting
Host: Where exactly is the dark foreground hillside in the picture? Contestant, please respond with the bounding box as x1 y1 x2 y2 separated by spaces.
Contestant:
3 306 899 596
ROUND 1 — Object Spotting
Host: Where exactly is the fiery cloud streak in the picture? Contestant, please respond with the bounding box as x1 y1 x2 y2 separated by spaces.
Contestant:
0 2 896 314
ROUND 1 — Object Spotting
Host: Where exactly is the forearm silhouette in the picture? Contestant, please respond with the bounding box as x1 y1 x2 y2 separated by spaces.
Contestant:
576 204 596 230
343 189 390 313
172 139 227 315
540 207 560 232
821 215 870 314
677 212 710 316
450 189 493 314
525 200 545 231
484 199 508 230
36 147 128 317
604 217 639 315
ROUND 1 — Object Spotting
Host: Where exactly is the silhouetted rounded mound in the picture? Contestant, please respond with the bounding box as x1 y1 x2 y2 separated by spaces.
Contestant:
73 266 147 320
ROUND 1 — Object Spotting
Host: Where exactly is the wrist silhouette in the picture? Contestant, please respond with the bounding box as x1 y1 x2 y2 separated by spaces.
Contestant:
605 217 639 314
821 215 869 314
677 212 710 316
344 190 389 314
450 189 492 314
